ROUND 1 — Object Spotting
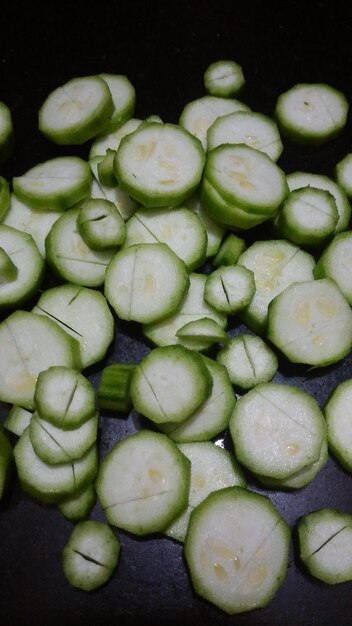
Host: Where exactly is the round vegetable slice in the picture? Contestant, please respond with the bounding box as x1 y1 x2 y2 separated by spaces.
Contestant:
217 334 278 389
62 520 121 591
130 345 213 424
204 265 255 314
114 122 206 208
58 483 96 522
204 60 245 97
184 487 290 615
38 75 114 145
314 231 352 305
77 198 126 250
104 243 189 324
96 429 191 535
324 378 352 472
0 100 14 163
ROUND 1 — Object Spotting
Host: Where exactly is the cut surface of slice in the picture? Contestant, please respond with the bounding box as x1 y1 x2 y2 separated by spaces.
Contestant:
204 60 245 97
104 243 189 324
324 379 352 472
217 334 278 389
95 429 191 535
204 265 255 314
314 231 352 305
184 487 290 615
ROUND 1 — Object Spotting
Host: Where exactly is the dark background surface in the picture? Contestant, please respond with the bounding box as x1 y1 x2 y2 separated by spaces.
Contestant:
1 1 352 624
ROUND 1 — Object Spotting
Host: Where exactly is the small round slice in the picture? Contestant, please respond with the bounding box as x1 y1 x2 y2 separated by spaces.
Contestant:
13 156 92 211
99 73 136 132
58 483 96 522
217 334 278 389
96 429 191 535
34 366 96 430
335 153 352 198
204 265 255 314
38 75 114 145
184 487 290 615
104 243 189 324
114 122 205 208
204 60 245 97
297 508 352 584
62 520 121 591
275 83 349 145
77 198 126 250
0 101 14 163
130 345 213 424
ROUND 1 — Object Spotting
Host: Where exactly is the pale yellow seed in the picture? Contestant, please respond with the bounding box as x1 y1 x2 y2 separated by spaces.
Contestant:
10 371 36 393
316 297 337 319
295 300 311 325
213 562 230 582
285 443 301 456
246 564 267 588
148 468 165 485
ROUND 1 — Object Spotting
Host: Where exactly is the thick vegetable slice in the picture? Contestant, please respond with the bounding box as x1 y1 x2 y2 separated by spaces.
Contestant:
13 156 92 211
3 405 33 437
0 311 80 410
297 508 352 584
275 83 349 145
0 225 44 310
77 198 126 250
99 73 136 131
38 75 114 145
212 233 246 268
184 487 290 615
204 60 245 97
96 429 191 535
62 520 121 591
204 265 255 314
130 345 212 424
98 363 135 413
0 101 14 163
58 483 96 522
335 152 352 198
217 334 278 389
314 231 352 304
267 278 352 367
165 442 246 542
104 243 189 324
14 429 98 503
34 366 96 430
229 383 326 480
32 283 114 369
114 122 206 208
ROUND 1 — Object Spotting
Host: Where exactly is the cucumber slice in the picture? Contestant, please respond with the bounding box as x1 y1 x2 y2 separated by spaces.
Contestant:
29 411 98 465
130 345 213 425
97 149 118 187
58 483 96 522
314 231 352 305
184 487 290 615
104 243 189 324
38 75 114 145
237 239 315 333
212 233 246 268
89 155 139 221
95 429 191 535
204 60 245 97
229 383 326 480
89 118 143 159
0 426 13 500
324 379 352 472
274 186 338 247
297 508 352 584
124 206 207 271
158 356 235 443
13 156 92 211
77 198 126 250
275 83 349 145
176 317 229 345
144 272 227 350
62 520 121 591
32 283 114 369
179 95 250 151
45 206 116 287
208 111 283 161
287 171 351 234
0 101 14 163
165 442 246 542
0 311 80 410
0 225 44 310
204 265 255 314
114 122 206 208
98 363 135 413
203 144 288 217
217 334 278 389
3 405 33 437
3 194 62 258
14 428 98 504
99 73 136 132
34 366 96 430
267 278 352 367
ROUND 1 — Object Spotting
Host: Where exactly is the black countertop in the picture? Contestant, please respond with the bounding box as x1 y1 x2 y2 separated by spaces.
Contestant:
1 2 352 625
